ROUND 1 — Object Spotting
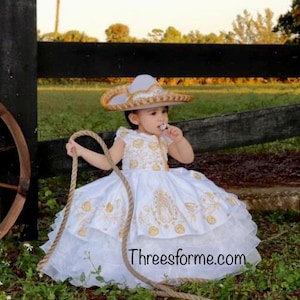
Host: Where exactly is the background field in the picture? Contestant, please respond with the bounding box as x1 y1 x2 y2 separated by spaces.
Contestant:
38 83 300 152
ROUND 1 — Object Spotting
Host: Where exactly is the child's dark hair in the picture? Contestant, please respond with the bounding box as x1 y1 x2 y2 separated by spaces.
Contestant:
125 106 169 130
124 110 138 129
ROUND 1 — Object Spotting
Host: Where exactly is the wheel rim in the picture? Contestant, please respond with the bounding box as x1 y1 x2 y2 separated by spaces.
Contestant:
0 102 31 239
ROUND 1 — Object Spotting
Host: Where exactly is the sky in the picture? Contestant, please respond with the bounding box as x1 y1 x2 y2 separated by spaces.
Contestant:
37 0 291 41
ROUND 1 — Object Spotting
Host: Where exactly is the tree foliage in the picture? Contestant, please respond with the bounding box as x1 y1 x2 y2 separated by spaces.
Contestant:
161 26 183 43
105 23 132 42
273 0 300 43
148 28 164 43
37 5 294 45
231 9 286 44
38 30 97 42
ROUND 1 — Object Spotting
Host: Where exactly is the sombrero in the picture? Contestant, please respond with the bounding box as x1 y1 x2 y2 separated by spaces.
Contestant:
100 74 193 111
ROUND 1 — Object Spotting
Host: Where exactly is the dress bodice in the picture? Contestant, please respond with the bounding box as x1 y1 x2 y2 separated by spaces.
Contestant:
116 127 172 171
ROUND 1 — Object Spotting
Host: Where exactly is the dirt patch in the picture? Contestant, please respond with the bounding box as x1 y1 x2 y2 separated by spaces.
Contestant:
170 151 300 210
179 151 300 189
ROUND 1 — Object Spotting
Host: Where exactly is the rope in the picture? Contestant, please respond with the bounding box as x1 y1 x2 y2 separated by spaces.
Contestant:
37 130 212 300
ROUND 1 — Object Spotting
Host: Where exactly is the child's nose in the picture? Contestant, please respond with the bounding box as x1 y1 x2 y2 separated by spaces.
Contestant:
158 115 164 121
158 112 165 119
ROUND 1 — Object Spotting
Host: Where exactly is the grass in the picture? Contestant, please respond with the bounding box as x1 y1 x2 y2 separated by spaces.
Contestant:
38 83 300 134
1 200 299 299
0 83 299 299
37 83 300 153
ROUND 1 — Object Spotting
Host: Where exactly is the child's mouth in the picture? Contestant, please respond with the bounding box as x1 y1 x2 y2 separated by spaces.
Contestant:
159 123 167 130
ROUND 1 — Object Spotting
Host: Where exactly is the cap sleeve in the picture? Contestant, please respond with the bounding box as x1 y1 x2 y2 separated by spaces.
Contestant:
115 126 131 143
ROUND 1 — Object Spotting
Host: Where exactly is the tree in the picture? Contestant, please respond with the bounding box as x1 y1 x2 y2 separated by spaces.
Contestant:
273 0 300 43
62 30 98 42
39 30 98 42
183 30 224 43
231 9 286 44
183 30 204 43
39 32 63 42
218 31 236 44
148 28 164 43
54 0 60 38
105 23 131 42
161 26 183 43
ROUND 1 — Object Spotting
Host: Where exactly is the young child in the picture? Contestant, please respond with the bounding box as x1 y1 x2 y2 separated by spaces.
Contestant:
40 74 261 288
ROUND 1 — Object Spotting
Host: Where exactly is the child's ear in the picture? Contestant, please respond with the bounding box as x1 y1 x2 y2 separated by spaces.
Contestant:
128 112 139 125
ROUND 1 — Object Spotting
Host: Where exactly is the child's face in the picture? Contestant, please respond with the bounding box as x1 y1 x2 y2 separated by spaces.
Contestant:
130 106 169 135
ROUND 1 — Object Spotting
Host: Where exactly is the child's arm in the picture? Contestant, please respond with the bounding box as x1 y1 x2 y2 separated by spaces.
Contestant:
163 125 194 164
66 138 125 170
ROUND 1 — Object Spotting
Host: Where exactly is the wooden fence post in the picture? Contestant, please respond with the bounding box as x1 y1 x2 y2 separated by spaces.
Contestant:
0 0 38 239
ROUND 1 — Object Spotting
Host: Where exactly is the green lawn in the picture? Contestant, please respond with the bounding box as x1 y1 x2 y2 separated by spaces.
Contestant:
38 83 300 152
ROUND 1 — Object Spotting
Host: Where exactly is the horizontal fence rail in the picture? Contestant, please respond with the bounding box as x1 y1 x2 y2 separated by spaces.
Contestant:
37 103 300 178
37 42 300 78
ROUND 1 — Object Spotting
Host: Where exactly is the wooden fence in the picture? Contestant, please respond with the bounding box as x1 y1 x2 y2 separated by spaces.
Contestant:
38 104 300 178
0 1 300 238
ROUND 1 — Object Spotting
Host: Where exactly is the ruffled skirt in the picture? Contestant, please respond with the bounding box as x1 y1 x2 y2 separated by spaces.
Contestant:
40 168 261 288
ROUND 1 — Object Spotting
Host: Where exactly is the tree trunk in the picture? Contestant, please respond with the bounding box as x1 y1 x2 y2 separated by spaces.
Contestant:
54 0 60 36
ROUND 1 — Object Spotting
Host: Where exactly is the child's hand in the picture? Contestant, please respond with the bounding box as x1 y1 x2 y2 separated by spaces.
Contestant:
162 124 183 142
66 139 82 157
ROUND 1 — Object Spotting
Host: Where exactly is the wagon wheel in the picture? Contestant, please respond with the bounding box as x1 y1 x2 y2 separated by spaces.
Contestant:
0 102 31 239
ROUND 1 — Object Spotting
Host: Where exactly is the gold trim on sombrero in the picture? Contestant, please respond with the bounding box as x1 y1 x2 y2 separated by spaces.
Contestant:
100 84 128 109
100 75 194 111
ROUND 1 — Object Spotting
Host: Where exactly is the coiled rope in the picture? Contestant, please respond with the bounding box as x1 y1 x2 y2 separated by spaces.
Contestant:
37 130 212 300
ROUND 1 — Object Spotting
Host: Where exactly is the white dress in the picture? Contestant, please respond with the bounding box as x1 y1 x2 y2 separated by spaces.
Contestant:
40 127 261 288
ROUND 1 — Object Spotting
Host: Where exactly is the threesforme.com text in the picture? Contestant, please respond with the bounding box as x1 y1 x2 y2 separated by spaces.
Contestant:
128 248 246 266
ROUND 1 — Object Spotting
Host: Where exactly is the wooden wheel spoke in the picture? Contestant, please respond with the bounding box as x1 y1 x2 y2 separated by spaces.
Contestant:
0 145 16 152
0 102 31 239
0 181 19 191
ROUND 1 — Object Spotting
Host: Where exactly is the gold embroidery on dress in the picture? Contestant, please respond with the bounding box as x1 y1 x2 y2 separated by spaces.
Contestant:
184 202 201 222
100 198 127 227
148 141 159 151
105 202 114 213
227 196 237 205
133 139 144 148
206 215 216 224
129 160 138 169
201 192 221 221
148 226 159 236
82 201 92 212
193 172 202 179
138 190 190 236
185 202 197 212
152 164 161 171
153 190 177 228
157 136 169 171
78 227 87 236
175 224 185 234
206 192 215 199
74 200 93 237
76 215 91 237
